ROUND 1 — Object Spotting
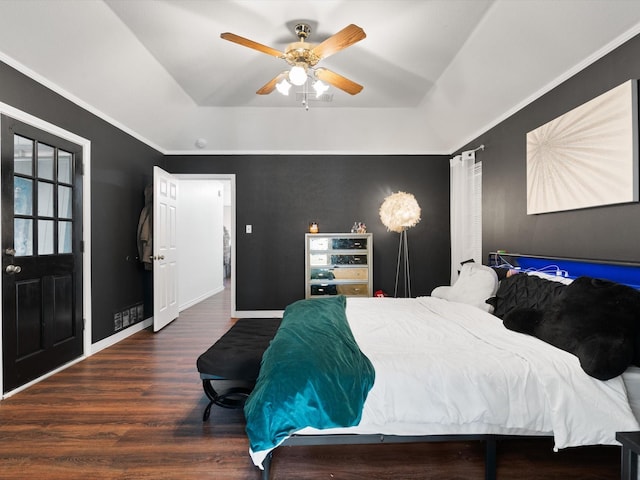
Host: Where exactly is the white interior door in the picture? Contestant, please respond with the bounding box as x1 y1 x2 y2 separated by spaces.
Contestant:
153 166 179 331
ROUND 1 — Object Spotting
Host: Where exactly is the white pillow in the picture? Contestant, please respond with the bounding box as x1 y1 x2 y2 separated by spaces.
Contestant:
445 263 498 312
430 285 452 299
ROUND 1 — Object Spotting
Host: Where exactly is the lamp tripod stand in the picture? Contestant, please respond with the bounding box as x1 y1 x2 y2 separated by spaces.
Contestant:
379 190 421 298
394 228 412 298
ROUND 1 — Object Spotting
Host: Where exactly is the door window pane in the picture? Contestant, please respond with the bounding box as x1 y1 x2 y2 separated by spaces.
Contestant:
14 218 33 256
14 135 33 176
37 143 55 180
59 221 72 253
58 185 72 219
14 177 33 215
58 150 72 184
38 181 54 217
38 220 54 255
11 134 77 258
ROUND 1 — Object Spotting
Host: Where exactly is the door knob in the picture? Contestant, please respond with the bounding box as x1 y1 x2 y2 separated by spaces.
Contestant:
4 248 16 256
6 264 21 274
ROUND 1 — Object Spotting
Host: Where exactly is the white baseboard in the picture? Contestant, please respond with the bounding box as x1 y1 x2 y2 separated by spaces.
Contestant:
1 356 86 399
179 287 224 312
90 317 153 355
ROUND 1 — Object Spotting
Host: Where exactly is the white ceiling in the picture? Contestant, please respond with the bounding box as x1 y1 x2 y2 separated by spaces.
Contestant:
0 0 640 155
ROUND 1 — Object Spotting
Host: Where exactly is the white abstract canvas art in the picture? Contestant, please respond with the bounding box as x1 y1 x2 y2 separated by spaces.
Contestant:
526 80 639 214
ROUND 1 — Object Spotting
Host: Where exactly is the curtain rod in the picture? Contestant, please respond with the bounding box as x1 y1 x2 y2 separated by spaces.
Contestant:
459 144 485 161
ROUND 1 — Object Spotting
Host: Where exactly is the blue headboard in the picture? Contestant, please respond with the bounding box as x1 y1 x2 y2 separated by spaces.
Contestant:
488 252 640 289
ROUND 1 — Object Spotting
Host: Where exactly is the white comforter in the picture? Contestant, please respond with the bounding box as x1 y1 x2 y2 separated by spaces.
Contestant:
250 296 640 467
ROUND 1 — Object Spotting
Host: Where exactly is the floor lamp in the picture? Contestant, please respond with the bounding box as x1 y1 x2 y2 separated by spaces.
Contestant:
379 191 421 298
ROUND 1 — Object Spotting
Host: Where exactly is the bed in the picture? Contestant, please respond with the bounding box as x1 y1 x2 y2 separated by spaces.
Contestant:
244 255 640 479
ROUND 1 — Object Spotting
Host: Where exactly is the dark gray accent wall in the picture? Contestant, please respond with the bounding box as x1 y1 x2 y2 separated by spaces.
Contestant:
0 60 163 342
460 33 640 264
165 155 451 310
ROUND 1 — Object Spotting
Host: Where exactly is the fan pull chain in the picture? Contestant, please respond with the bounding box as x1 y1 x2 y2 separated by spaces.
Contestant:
302 79 310 111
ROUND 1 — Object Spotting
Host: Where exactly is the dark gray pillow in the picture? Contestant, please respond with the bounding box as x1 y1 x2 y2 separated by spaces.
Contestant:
488 273 567 319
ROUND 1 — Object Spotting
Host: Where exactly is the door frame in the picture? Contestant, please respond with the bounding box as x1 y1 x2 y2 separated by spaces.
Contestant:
0 102 92 398
175 174 236 317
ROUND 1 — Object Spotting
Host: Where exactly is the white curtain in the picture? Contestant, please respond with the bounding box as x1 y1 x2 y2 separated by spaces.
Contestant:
450 151 482 284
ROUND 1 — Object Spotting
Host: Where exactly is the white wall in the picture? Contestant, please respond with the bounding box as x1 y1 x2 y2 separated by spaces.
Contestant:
177 179 224 310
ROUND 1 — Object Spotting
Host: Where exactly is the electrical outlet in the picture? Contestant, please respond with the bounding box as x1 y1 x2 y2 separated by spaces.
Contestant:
246 224 252 234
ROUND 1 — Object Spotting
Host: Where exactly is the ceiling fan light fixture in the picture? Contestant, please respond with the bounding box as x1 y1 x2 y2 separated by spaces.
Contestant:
275 78 292 95
288 64 308 86
221 23 366 96
313 79 329 98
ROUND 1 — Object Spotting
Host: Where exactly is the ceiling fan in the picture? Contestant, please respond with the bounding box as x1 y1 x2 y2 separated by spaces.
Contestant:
220 23 366 97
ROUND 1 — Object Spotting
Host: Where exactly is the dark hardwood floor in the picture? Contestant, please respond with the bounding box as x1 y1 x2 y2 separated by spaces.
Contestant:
0 287 622 479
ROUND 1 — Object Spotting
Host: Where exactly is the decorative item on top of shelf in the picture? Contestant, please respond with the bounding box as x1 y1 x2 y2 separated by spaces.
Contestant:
309 222 319 234
379 191 421 298
351 222 367 234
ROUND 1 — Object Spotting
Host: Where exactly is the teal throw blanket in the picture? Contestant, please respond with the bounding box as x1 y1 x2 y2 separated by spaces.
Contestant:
244 295 375 453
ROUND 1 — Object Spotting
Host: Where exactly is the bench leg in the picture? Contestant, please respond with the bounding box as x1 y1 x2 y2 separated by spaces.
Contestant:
203 399 214 422
201 379 253 421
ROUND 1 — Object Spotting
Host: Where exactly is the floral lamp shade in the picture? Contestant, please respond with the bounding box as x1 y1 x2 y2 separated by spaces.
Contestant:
379 191 421 233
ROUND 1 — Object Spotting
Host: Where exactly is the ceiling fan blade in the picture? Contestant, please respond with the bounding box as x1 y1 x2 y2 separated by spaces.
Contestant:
312 24 366 59
315 68 363 95
256 72 288 95
220 32 284 58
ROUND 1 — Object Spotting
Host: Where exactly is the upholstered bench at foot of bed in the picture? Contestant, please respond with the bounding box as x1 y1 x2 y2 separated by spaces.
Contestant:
196 318 281 421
